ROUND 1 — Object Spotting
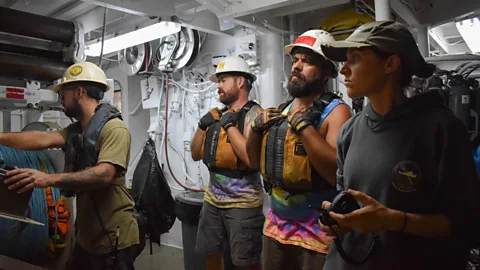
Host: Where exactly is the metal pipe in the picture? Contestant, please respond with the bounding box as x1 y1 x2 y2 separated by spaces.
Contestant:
289 14 296 44
0 52 69 82
0 6 75 45
416 25 429 57
99 7 108 67
0 43 63 60
374 0 392 21
259 33 283 107
0 32 63 53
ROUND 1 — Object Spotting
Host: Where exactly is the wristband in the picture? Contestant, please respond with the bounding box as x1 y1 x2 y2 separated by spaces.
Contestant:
293 120 312 133
223 122 235 131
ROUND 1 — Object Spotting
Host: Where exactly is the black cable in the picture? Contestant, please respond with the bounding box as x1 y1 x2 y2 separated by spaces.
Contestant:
464 65 480 78
328 225 381 265
98 7 108 67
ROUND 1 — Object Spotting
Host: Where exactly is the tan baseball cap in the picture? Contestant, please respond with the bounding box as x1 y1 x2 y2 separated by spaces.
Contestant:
321 20 431 77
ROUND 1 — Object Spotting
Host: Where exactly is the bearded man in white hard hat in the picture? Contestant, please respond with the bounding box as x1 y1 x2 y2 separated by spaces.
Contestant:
190 56 264 270
246 30 353 269
3 62 140 270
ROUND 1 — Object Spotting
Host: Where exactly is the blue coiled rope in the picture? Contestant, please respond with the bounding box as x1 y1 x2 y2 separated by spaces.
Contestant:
0 145 60 264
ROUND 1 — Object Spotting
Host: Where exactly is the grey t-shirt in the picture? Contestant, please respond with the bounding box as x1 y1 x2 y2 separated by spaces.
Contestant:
324 91 479 270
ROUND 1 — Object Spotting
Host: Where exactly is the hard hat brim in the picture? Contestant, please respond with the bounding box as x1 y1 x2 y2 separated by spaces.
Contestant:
53 80 110 93
285 43 323 58
285 43 340 78
209 71 257 84
321 40 372 62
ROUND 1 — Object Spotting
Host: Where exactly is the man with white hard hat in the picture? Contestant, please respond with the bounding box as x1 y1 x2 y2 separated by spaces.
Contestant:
246 30 352 269
190 56 264 270
2 61 140 270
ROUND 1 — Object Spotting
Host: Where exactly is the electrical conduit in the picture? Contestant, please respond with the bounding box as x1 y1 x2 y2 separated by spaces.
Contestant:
164 74 204 192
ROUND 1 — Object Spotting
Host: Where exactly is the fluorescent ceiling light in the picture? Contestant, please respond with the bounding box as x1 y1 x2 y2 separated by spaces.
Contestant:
85 21 182 57
456 17 480 53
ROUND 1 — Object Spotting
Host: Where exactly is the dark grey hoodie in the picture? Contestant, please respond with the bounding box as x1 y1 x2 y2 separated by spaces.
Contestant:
323 90 479 270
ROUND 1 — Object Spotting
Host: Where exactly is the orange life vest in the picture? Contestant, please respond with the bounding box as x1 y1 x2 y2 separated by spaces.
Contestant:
260 92 343 194
201 100 259 178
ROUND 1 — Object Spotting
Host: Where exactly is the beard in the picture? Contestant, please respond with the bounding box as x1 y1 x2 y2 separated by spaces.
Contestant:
64 99 82 119
287 70 325 98
219 88 239 106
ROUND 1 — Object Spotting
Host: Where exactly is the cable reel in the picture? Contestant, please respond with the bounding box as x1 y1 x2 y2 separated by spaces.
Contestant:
152 27 200 73
22 121 65 174
118 43 153 76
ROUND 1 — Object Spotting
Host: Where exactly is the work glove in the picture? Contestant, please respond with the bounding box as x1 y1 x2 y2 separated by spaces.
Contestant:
219 111 241 131
251 108 286 134
288 106 321 133
198 108 222 131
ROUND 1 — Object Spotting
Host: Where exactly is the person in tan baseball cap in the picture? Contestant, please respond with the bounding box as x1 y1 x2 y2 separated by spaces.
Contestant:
321 20 436 99
318 20 480 270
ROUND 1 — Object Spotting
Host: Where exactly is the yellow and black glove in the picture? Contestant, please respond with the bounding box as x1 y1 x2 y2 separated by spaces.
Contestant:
251 108 286 134
288 106 321 133
198 108 222 131
219 111 241 131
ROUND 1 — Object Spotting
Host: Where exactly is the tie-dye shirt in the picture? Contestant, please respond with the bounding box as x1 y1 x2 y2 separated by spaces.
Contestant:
263 98 346 254
264 187 337 253
204 172 264 208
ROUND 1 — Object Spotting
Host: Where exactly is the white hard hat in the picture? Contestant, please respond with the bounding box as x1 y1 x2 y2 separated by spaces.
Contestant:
209 56 257 83
285 30 336 57
53 61 110 93
285 30 338 78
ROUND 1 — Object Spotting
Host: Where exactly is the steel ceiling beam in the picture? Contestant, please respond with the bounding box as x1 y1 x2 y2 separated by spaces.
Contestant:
176 0 203 14
195 0 225 17
271 0 349 17
73 6 129 34
391 0 420 26
81 0 175 17
221 0 299 19
49 1 97 20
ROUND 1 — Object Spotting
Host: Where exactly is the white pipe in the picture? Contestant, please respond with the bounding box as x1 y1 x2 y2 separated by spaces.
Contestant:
417 25 429 57
253 81 260 101
167 138 199 186
259 33 284 107
156 75 165 121
170 81 216 93
374 0 392 21
369 0 392 108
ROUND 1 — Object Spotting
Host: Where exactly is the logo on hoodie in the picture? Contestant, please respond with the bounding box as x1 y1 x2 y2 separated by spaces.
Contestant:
392 160 421 192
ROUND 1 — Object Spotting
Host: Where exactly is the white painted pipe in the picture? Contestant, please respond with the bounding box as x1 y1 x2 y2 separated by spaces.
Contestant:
375 0 392 21
416 25 429 57
361 0 392 108
259 33 284 107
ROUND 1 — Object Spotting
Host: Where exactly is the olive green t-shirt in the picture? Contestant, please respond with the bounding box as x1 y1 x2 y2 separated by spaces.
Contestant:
57 118 139 254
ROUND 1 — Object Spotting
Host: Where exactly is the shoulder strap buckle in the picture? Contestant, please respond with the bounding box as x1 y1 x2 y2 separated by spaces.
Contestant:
242 100 259 112
313 91 340 111
277 99 294 111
